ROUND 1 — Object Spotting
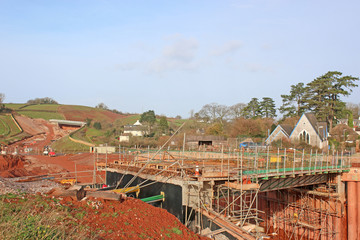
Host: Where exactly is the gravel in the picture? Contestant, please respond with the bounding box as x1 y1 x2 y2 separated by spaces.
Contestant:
0 176 62 195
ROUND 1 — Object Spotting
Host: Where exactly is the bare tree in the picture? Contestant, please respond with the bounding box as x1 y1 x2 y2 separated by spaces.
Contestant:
0 93 5 111
228 103 246 119
0 93 4 104
197 103 229 125
95 102 108 110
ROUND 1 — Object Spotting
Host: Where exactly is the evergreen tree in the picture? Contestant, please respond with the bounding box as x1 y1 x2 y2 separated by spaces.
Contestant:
140 110 156 133
159 116 169 134
279 83 307 118
243 98 261 119
305 71 358 131
260 97 277 118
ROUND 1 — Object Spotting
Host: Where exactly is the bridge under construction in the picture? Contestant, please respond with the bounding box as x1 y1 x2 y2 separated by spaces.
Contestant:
94 147 358 240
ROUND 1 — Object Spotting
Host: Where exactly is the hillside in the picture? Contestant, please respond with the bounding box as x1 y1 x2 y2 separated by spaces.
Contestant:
4 103 138 150
4 103 186 151
4 103 129 122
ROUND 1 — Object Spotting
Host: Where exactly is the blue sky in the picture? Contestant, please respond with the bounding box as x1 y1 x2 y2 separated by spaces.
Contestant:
1 0 359 118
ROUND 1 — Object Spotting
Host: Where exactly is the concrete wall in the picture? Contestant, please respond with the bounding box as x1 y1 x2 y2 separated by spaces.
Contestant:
106 171 184 222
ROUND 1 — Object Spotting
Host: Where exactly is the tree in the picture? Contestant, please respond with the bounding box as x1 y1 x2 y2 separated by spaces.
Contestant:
206 122 223 135
95 103 108 110
260 97 277 118
279 83 308 118
27 97 58 104
242 98 261 119
93 122 102 130
346 102 360 120
196 103 229 125
305 71 359 131
140 110 156 133
85 118 92 127
348 112 354 128
228 103 246 119
0 93 4 111
159 116 169 134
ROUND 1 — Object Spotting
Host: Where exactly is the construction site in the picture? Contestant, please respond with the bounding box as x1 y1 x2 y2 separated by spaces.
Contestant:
88 143 356 240
1 111 360 239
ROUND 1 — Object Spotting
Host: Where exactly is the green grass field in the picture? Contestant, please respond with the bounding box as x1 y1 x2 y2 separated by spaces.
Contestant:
0 117 10 136
0 115 21 136
17 111 64 120
51 136 90 153
114 114 140 126
4 103 26 110
20 104 61 111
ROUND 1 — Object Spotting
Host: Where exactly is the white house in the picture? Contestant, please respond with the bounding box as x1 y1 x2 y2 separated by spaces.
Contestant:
266 113 328 149
123 120 148 137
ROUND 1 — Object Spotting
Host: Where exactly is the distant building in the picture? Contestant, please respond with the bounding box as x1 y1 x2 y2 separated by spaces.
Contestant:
123 120 148 137
90 145 116 153
266 113 328 149
265 124 293 145
119 135 130 143
186 135 226 149
337 117 360 135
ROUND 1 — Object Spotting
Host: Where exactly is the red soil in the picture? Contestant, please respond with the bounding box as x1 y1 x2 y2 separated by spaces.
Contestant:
59 106 127 123
58 196 208 240
0 155 29 178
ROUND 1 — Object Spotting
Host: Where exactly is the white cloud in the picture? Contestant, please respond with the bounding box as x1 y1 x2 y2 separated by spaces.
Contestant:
211 40 243 57
148 36 199 74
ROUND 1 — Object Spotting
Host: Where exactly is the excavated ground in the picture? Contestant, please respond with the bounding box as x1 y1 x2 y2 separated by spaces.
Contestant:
0 116 209 240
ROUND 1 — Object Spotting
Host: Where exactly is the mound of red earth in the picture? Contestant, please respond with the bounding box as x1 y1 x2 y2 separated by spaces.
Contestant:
2 192 209 240
0 155 29 178
57 196 209 240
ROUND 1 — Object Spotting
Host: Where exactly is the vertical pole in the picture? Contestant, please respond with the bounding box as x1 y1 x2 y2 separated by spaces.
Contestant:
240 148 243 184
93 149 96 184
314 150 318 174
237 149 240 183
283 148 286 176
277 148 280 176
301 149 304 173
148 145 150 161
321 150 323 172
119 144 121 161
105 143 108 185
309 149 312 174
266 146 269 178
182 133 186 167
293 148 295 175
221 145 224 174
75 163 77 184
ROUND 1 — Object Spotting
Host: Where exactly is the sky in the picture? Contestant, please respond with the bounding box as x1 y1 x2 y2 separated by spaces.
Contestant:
1 0 359 118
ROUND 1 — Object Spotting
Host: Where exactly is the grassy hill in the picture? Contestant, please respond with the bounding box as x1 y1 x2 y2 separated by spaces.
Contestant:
0 114 30 144
4 103 186 150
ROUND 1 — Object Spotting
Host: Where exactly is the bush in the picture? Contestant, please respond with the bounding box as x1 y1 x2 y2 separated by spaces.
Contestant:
93 122 102 130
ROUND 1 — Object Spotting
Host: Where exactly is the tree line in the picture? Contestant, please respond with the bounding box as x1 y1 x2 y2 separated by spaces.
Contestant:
195 71 359 131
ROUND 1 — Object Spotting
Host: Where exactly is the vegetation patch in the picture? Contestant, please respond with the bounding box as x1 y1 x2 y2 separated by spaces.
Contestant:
17 111 64 120
51 136 90 153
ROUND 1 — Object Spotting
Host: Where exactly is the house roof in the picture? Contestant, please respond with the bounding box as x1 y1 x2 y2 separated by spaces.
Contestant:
304 113 327 140
279 124 293 137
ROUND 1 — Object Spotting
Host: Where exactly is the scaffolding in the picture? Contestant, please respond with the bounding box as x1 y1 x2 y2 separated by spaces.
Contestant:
261 185 343 240
95 146 350 240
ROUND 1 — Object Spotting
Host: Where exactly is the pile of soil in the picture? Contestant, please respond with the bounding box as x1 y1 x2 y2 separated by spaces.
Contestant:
1 192 209 240
0 155 29 178
57 196 208 239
